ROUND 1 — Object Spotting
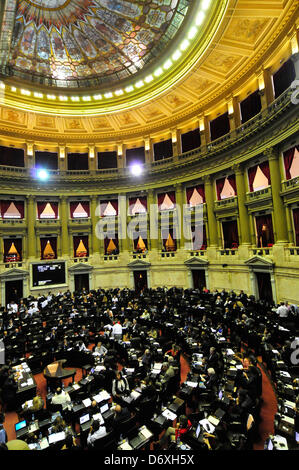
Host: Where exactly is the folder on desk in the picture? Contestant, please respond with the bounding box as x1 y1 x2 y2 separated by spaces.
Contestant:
83 398 92 407
162 409 177 421
48 431 66 444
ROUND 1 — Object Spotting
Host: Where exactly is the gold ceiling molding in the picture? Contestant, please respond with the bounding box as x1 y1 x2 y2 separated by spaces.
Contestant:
0 0 297 144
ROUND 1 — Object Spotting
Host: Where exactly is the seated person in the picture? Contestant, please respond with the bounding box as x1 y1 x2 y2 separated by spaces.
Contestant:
112 371 130 399
50 415 74 436
87 420 107 447
51 387 72 411
77 339 89 352
203 368 219 391
22 395 44 416
112 404 131 426
139 349 152 369
158 415 192 449
61 434 79 450
156 360 175 390
94 341 108 359
140 310 151 321
148 327 158 339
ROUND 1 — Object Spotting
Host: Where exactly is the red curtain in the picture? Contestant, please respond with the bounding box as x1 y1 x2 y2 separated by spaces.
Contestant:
186 185 205 204
227 174 237 195
293 209 299 246
248 165 258 192
104 236 119 255
1 200 24 219
128 196 147 215
284 147 299 180
216 177 226 201
222 221 239 249
73 235 89 257
40 237 57 260
158 191 176 210
255 214 274 247
192 224 207 250
3 238 22 262
260 161 271 186
37 201 58 219
100 200 118 216
70 201 90 218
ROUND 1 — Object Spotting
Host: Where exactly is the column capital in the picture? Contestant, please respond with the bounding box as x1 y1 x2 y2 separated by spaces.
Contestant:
263 146 279 161
26 194 35 201
60 195 68 203
203 174 213 185
231 162 244 174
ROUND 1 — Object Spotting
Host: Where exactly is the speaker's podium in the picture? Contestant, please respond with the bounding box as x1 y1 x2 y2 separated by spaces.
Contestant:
44 360 76 390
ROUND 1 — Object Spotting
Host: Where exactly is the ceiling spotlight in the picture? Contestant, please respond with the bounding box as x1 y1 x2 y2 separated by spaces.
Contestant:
130 164 143 177
37 169 49 181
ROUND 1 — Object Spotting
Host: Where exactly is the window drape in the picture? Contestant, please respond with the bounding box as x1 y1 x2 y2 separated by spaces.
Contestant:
186 185 205 204
70 201 90 218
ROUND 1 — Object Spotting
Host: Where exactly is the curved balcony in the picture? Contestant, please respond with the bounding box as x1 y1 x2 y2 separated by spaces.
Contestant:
0 87 296 188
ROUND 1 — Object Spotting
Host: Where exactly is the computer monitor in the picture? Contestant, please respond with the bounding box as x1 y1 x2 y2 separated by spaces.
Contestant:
100 403 109 414
218 390 223 400
15 420 27 432
90 368 95 374
195 423 201 439
80 413 90 425
296 432 299 443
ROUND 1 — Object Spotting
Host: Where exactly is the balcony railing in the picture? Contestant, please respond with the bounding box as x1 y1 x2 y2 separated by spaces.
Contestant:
103 255 119 261
160 251 176 258
251 247 273 256
245 186 272 204
281 177 299 192
219 248 238 256
132 253 148 260
214 196 238 211
189 250 206 256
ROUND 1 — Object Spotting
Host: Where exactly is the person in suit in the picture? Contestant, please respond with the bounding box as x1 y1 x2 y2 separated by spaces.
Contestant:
112 404 131 426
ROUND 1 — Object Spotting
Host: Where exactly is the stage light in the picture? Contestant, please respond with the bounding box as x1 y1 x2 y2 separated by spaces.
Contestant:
130 164 143 177
37 169 49 181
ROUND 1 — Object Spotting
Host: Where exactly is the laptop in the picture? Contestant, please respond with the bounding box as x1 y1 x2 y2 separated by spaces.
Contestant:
195 423 201 439
101 403 114 420
80 413 90 425
15 420 27 432
130 433 147 449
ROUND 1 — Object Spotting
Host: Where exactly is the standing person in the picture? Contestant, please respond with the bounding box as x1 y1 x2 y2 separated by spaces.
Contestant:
112 371 130 399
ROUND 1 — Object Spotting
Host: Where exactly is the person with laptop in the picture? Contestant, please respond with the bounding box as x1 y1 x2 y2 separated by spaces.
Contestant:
94 341 108 359
87 419 107 447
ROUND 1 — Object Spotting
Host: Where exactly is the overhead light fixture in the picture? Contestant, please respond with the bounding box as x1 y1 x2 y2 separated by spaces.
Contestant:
135 80 144 88
93 94 102 100
145 75 153 84
154 67 163 77
71 96 80 101
180 39 190 51
163 59 173 70
188 26 198 40
125 86 134 93
196 11 205 25
104 92 113 99
115 89 124 96
172 50 182 61
202 0 211 10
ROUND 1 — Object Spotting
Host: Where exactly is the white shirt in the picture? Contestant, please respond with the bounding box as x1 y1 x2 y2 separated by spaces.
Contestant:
51 390 72 410
87 426 107 446
112 323 122 336
277 305 289 318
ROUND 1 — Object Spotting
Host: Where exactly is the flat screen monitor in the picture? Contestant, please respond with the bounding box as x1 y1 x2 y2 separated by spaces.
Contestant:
80 414 90 425
15 420 26 432
32 262 66 287
100 403 109 414
296 432 299 443
195 423 201 439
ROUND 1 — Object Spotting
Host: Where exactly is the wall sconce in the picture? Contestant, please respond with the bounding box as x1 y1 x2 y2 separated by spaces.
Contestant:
59 147 65 159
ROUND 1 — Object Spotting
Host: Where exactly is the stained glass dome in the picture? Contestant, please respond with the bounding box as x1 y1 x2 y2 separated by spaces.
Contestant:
8 0 191 88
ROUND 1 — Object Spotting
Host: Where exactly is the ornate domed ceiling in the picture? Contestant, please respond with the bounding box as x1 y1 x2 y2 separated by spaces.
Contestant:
8 0 191 88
